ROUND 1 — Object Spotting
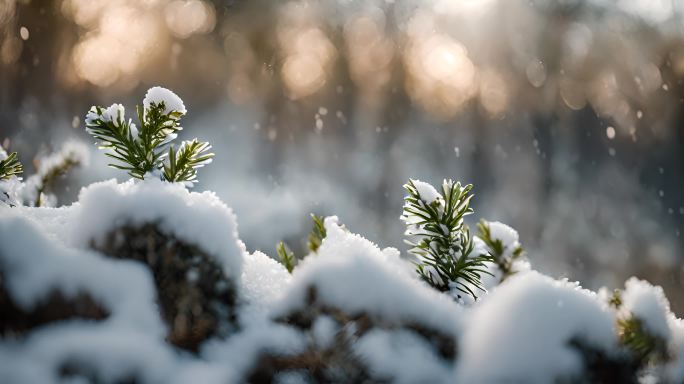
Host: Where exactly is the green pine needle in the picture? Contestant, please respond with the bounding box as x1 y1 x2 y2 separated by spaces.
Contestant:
277 241 296 273
307 213 327 253
402 179 494 300
617 316 668 364
0 152 23 181
163 139 214 184
85 98 212 184
476 219 524 279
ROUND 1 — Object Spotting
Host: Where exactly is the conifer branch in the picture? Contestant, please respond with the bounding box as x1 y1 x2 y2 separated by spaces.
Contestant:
476 220 524 278
617 316 668 363
307 214 327 253
162 139 214 184
0 151 22 181
26 142 88 207
85 87 212 185
609 290 669 365
276 241 296 273
401 179 494 300
276 214 330 273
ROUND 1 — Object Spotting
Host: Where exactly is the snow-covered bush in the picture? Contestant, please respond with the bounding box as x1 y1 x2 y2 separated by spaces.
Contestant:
0 142 88 208
253 217 462 382
1 87 683 383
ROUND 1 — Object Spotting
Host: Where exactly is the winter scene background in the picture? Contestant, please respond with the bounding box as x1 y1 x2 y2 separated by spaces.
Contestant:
2 0 684 383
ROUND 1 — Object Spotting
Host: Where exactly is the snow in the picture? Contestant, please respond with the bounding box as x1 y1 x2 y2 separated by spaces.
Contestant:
69 178 246 279
144 86 187 116
0 176 22 207
0 215 162 332
202 324 307 382
0 214 179 383
487 220 521 257
667 317 684 382
412 179 442 204
273 216 464 336
355 328 454 383
2 176 683 382
239 250 291 326
102 103 125 125
456 271 619 383
621 277 672 340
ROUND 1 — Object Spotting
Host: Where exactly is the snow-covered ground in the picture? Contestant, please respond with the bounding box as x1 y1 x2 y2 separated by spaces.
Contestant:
1 177 683 383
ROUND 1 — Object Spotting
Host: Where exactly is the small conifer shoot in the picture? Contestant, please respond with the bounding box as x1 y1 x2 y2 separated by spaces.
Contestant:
0 150 22 181
402 179 494 300
85 86 213 185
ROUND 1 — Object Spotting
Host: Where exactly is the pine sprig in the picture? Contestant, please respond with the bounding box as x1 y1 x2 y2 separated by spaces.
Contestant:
276 241 296 273
401 179 494 300
476 220 524 278
276 214 330 273
85 88 213 184
0 152 22 180
163 139 214 184
307 214 327 253
608 289 669 365
617 316 668 364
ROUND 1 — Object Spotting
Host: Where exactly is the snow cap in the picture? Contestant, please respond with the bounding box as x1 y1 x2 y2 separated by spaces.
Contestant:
144 86 187 115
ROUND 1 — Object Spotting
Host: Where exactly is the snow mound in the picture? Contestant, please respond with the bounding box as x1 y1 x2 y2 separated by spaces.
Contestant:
69 178 245 279
0 215 179 383
275 217 463 335
0 215 161 332
456 271 620 383
268 217 463 382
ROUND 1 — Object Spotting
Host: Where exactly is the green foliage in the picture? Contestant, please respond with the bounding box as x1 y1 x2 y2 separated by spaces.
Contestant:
401 179 494 300
85 99 212 184
276 214 330 273
609 289 668 365
476 219 524 279
276 241 296 273
617 316 668 364
162 139 213 184
307 214 327 253
0 151 22 181
608 289 623 309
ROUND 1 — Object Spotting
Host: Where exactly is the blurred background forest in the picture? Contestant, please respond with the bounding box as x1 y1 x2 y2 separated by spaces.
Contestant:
2 0 684 312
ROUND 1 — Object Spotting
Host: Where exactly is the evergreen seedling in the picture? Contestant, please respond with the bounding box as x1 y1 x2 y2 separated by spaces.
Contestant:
85 87 213 185
0 151 22 181
402 179 493 300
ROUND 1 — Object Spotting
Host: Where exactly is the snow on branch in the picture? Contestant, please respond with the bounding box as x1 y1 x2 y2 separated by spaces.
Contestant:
401 178 494 301
85 86 213 185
